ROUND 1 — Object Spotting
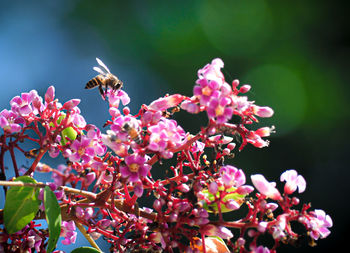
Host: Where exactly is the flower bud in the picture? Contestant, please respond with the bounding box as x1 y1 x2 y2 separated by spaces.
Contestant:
62 99 80 110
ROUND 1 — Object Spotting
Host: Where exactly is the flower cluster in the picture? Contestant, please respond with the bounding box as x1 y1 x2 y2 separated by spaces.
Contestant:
0 58 332 253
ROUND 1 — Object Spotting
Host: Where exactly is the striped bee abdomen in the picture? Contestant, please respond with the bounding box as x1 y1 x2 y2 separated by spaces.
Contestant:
85 76 103 89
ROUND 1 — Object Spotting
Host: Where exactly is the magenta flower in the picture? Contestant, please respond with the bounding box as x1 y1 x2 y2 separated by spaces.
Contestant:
207 96 233 124
197 58 225 84
62 99 81 110
149 94 184 111
251 174 282 201
27 230 42 252
60 221 77 245
10 90 42 116
253 246 270 253
308 209 333 240
141 110 162 125
110 115 140 142
200 224 233 240
180 99 200 114
108 89 130 108
220 165 246 188
44 86 55 103
0 109 24 133
120 153 151 182
280 169 306 194
194 78 221 106
67 127 106 164
148 118 185 158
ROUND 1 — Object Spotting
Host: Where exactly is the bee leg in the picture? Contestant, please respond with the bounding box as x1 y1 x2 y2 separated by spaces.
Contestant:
98 85 105 100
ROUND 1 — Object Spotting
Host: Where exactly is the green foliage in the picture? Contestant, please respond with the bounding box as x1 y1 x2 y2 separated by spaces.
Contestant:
200 187 246 213
3 176 40 234
44 186 62 253
71 246 102 253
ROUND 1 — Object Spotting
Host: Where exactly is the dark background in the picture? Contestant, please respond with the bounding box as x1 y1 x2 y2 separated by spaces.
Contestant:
0 1 348 252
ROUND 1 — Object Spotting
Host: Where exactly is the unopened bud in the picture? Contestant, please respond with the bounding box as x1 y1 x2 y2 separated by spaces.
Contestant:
239 84 251 93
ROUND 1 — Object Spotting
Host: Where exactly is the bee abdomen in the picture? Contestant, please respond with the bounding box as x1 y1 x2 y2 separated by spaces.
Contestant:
85 76 103 89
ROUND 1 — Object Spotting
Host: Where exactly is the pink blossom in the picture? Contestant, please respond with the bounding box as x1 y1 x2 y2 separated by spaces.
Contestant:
141 111 162 125
280 169 306 194
0 109 24 133
308 209 333 240
200 224 233 240
60 221 77 245
62 99 80 110
120 153 151 182
27 230 42 252
102 130 129 157
147 118 185 158
180 100 200 114
251 174 282 201
45 86 55 103
194 78 221 106
220 165 246 187
252 105 274 118
108 89 130 108
253 246 270 253
197 58 225 85
67 130 106 163
149 94 184 111
207 96 233 124
10 90 41 116
246 131 270 148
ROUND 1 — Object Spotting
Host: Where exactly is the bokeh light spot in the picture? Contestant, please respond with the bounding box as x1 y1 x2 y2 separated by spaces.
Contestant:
244 65 307 135
197 0 273 57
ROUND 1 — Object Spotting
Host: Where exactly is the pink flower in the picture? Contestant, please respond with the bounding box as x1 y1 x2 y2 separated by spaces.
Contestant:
149 94 184 111
147 118 185 158
220 165 246 187
197 58 225 85
67 126 106 164
181 99 200 114
10 90 42 116
280 169 306 194
120 153 151 182
200 224 233 240
108 89 130 108
60 221 77 245
253 246 270 253
308 209 333 240
194 78 221 106
62 99 80 110
207 96 233 124
0 109 24 133
45 86 55 103
246 131 270 148
252 105 274 118
251 174 282 201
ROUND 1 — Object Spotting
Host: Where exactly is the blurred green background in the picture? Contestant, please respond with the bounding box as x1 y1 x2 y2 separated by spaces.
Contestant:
0 0 348 252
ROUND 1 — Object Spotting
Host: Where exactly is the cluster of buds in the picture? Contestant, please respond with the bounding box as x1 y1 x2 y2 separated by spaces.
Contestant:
0 59 332 252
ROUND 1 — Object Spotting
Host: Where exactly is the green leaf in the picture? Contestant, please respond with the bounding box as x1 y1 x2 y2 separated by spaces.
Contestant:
3 176 41 234
71 246 102 253
200 187 246 213
44 186 62 253
61 126 78 145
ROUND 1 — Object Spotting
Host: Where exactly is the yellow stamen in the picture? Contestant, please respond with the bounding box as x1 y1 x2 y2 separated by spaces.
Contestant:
129 163 140 173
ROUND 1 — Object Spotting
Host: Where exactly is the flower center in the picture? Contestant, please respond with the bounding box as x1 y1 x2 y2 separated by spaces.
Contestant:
215 105 225 116
129 163 140 173
78 147 85 156
202 86 212 96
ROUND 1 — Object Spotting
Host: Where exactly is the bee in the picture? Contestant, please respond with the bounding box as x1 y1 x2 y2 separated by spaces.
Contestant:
24 148 40 159
85 58 123 99
122 122 142 144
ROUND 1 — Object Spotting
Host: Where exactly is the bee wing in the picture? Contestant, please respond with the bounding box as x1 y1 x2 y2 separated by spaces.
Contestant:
96 57 111 73
93 66 107 75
